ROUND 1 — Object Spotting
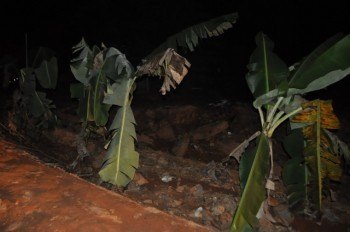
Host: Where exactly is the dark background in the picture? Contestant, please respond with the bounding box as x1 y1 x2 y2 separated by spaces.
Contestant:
1 0 350 102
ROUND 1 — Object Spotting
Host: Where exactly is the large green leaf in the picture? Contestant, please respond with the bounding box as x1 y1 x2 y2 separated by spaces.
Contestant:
103 47 134 81
246 32 289 98
283 129 309 208
70 39 113 125
289 34 350 89
28 91 55 118
92 69 111 126
31 47 55 68
70 38 92 86
70 83 91 121
253 66 350 108
231 134 270 232
99 77 138 186
34 57 58 89
146 12 238 58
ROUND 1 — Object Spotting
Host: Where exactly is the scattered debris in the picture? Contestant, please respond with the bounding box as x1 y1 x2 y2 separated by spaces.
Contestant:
194 207 204 218
161 173 175 183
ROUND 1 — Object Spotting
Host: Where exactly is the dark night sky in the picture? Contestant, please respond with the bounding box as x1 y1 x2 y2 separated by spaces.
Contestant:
1 0 350 100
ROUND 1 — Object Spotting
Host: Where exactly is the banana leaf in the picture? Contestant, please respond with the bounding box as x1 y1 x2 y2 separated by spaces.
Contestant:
70 39 113 126
282 129 309 209
289 34 350 89
324 129 350 166
146 12 238 58
253 34 350 108
34 57 58 89
292 100 342 212
246 32 289 99
99 77 139 186
231 134 270 232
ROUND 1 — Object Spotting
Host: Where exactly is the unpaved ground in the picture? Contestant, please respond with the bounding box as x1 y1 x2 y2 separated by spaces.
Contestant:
0 139 213 232
1 91 350 231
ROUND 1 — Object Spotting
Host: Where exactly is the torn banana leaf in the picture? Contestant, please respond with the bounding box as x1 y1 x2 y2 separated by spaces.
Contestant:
231 134 270 232
99 76 139 187
138 48 191 95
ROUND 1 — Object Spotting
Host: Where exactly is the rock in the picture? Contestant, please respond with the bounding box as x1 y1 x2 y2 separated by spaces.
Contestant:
212 205 225 216
194 206 203 218
221 196 237 213
50 128 77 147
219 212 233 230
137 134 154 146
155 120 176 141
171 134 190 156
190 184 204 197
161 173 175 183
133 173 149 186
167 105 200 126
191 121 229 141
143 199 153 204
202 209 214 226
176 185 186 193
215 139 240 156
157 156 169 166
169 199 183 207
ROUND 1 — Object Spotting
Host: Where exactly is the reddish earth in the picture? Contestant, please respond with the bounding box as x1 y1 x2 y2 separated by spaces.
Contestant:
0 139 213 232
1 92 350 231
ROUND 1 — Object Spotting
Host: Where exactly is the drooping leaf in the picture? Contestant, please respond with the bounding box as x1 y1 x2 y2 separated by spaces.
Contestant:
138 48 191 95
147 12 238 57
70 39 113 125
289 34 350 89
246 32 289 98
103 47 134 80
34 57 58 89
231 134 270 232
99 77 138 186
324 129 350 166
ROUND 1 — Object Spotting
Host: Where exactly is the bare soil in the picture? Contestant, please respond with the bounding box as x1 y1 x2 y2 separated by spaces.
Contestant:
1 91 350 231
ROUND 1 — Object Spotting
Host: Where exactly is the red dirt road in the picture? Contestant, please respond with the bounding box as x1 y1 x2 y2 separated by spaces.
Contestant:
0 139 213 232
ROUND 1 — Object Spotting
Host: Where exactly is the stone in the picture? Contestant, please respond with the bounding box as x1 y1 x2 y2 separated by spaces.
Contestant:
50 128 77 147
155 120 176 141
133 173 149 186
171 134 190 156
169 199 183 207
137 134 154 146
190 184 204 197
191 121 229 141
212 205 225 216
167 105 200 126
176 185 186 193
143 199 153 204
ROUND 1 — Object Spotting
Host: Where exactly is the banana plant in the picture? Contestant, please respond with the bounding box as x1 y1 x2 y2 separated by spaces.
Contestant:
14 47 58 130
69 12 238 184
230 32 350 231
